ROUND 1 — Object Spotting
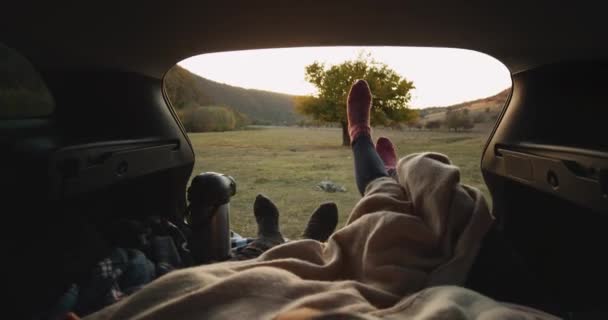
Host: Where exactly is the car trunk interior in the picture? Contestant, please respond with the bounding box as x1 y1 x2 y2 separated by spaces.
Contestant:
2 40 608 320
4 2 608 318
3 59 607 319
3 69 195 314
469 61 608 317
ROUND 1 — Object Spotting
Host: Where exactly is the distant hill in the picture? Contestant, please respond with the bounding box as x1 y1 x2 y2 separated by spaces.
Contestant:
164 66 300 125
419 89 510 125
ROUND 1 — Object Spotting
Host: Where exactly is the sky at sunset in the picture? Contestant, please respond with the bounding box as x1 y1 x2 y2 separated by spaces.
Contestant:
179 47 511 108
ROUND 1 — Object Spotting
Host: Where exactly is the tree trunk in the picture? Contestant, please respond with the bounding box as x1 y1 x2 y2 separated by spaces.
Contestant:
340 121 350 146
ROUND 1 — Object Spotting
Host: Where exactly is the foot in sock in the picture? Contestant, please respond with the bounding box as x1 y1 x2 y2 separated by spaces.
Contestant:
230 194 285 261
253 194 284 241
347 80 372 143
302 202 339 242
375 137 397 171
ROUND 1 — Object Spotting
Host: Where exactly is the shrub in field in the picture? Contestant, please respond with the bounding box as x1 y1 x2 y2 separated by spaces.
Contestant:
473 112 486 123
425 120 442 130
445 109 474 131
178 105 250 132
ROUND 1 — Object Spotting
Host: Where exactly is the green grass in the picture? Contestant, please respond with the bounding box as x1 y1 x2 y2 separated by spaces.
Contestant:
189 127 491 239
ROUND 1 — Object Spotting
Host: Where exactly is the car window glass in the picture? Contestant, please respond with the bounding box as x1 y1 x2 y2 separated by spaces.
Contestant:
0 43 54 119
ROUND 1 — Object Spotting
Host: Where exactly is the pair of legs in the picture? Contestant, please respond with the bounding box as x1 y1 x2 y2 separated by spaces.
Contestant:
348 80 398 194
234 80 395 260
230 195 339 260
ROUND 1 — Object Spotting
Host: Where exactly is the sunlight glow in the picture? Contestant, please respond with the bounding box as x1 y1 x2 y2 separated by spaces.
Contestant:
179 47 511 108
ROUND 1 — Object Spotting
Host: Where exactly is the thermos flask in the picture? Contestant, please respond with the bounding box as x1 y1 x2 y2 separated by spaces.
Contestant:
186 172 236 263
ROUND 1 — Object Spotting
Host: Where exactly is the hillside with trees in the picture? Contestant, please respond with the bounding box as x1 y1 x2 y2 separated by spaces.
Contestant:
164 66 301 127
163 63 509 133
416 89 510 131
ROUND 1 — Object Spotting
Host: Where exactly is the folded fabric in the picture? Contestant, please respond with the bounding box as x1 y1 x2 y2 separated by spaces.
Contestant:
75 248 156 316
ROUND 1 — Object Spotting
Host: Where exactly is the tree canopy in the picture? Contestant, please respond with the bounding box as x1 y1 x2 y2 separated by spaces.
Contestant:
295 53 415 145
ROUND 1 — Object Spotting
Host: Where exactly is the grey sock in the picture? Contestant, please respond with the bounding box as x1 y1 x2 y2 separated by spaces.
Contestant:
302 202 338 242
254 194 282 239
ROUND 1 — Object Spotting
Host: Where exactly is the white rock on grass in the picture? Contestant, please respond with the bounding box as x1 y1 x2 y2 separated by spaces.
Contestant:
316 180 346 193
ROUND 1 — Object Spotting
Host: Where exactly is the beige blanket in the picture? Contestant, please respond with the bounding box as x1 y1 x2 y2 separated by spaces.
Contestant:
86 153 558 320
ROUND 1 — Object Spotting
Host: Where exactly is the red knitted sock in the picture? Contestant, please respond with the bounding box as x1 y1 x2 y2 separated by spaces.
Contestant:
375 137 397 170
347 80 372 143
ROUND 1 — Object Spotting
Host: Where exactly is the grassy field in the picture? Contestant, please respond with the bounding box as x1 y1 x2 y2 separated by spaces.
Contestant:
189 127 491 239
